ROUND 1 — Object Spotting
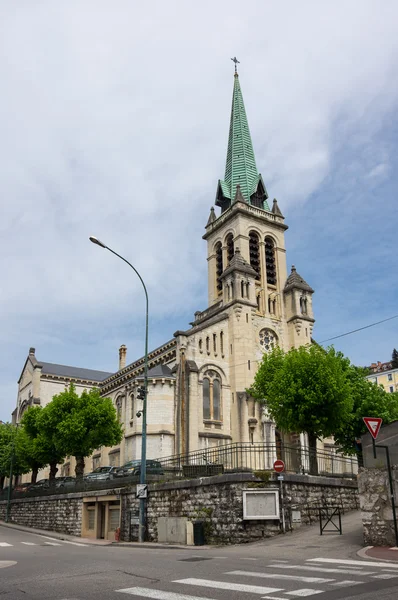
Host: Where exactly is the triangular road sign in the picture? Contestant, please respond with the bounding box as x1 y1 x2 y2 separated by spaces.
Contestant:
363 417 383 440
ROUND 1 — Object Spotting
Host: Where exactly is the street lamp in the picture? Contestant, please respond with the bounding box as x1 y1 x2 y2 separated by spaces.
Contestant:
89 235 149 543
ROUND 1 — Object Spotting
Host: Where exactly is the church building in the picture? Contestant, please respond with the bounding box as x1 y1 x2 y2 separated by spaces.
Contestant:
15 68 316 474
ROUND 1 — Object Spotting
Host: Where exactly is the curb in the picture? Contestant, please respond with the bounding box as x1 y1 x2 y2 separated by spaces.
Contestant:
0 520 111 546
357 545 398 563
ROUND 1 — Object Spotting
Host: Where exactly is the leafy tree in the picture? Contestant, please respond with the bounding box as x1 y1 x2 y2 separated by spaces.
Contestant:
0 423 31 487
333 369 398 460
392 348 398 369
249 345 353 474
43 384 123 479
21 407 62 483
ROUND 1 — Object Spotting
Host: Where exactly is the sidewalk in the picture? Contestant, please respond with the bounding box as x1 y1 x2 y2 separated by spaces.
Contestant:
0 520 112 546
360 545 398 562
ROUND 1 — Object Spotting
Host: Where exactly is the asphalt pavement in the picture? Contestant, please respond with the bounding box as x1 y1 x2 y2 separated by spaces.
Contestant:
1 511 398 600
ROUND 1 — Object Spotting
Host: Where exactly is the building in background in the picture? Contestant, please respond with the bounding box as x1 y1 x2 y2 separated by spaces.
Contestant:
366 361 398 394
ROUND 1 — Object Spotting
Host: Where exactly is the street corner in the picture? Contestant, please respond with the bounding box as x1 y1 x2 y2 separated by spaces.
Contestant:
359 545 398 563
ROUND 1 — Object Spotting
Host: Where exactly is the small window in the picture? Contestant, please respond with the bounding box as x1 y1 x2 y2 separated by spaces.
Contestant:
388 373 393 381
213 333 217 353
206 336 210 353
220 331 224 355
199 338 203 353
390 386 394 393
130 394 134 420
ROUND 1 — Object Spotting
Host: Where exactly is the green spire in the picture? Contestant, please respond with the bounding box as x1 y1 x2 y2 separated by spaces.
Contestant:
216 72 269 211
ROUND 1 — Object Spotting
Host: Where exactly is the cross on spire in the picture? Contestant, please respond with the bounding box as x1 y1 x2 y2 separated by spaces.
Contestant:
231 56 240 74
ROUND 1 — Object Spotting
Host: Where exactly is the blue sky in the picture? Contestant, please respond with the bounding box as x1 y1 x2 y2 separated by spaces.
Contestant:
1 1 398 421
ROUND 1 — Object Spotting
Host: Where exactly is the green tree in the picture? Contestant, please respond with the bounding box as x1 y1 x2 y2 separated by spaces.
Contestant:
391 348 398 369
249 345 353 474
333 369 398 459
0 423 31 488
43 384 123 479
20 407 61 483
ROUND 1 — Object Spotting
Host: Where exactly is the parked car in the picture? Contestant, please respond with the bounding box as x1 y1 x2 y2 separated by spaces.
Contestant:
55 476 76 490
84 466 122 481
120 459 163 476
14 482 32 493
27 479 50 492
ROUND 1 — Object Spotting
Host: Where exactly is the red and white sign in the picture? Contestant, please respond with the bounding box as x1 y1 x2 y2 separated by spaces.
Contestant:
273 459 285 473
363 417 383 440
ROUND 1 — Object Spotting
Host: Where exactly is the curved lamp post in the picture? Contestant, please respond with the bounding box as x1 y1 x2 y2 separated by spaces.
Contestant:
89 236 148 543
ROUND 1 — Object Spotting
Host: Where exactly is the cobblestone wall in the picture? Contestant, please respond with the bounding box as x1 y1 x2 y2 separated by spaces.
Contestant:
121 473 358 544
0 493 83 536
358 466 398 546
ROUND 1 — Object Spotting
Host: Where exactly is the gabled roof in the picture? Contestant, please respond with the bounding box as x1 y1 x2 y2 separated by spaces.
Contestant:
284 265 314 293
40 362 113 382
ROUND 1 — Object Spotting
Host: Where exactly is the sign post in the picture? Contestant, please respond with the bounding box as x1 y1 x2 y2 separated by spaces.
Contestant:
363 417 382 459
274 460 286 533
363 417 398 548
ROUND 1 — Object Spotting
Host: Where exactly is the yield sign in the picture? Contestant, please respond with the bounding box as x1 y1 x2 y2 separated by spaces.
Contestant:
363 417 383 440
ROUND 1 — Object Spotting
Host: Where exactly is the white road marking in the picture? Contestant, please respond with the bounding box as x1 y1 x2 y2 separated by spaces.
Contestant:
41 535 88 547
0 542 12 547
116 588 217 599
268 563 376 575
21 542 37 545
173 578 283 595
261 596 290 600
0 560 17 569
285 590 323 597
241 557 258 561
44 542 62 546
213 556 227 559
307 558 398 569
226 570 334 584
332 581 361 586
372 573 398 579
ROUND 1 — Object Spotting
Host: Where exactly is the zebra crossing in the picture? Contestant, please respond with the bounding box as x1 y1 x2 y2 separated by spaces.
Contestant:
115 557 398 599
0 538 88 548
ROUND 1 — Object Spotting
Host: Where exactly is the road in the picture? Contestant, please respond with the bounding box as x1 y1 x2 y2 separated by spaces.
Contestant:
1 522 398 600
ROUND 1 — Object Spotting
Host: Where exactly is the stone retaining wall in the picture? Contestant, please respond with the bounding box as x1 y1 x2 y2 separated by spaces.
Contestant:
0 493 83 536
0 473 358 544
358 466 398 546
121 472 359 544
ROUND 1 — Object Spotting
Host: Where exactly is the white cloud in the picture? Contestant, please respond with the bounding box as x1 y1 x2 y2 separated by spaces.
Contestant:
1 1 398 419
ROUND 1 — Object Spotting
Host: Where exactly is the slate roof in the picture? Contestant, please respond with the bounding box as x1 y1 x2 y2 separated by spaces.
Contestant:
136 364 175 379
40 362 114 382
284 266 314 294
221 247 257 279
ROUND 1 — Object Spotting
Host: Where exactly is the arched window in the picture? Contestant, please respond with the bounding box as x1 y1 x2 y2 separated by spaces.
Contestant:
202 370 222 421
300 296 308 315
259 328 278 353
249 231 261 280
130 393 135 420
213 379 221 421
226 233 234 264
203 378 211 419
115 397 122 422
264 237 277 285
215 241 223 293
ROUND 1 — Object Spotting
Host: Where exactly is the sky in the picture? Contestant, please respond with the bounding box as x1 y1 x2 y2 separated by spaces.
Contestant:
1 1 398 421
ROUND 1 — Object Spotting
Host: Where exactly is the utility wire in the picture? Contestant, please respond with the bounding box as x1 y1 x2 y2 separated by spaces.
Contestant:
319 314 398 344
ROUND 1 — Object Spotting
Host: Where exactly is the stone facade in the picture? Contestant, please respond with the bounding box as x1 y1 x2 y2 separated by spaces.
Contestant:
0 493 82 536
1 474 358 544
358 466 398 546
120 473 358 545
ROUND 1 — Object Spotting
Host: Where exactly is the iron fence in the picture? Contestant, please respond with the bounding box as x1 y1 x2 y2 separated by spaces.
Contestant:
157 443 358 479
0 443 357 501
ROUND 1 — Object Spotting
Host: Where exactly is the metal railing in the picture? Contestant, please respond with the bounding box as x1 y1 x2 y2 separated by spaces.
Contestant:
157 443 358 478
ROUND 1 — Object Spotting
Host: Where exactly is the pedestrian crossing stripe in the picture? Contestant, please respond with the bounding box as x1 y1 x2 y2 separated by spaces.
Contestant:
226 570 334 584
117 588 218 599
173 578 283 595
307 557 398 569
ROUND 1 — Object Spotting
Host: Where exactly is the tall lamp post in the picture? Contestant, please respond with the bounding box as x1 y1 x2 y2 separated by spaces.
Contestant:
89 236 149 543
